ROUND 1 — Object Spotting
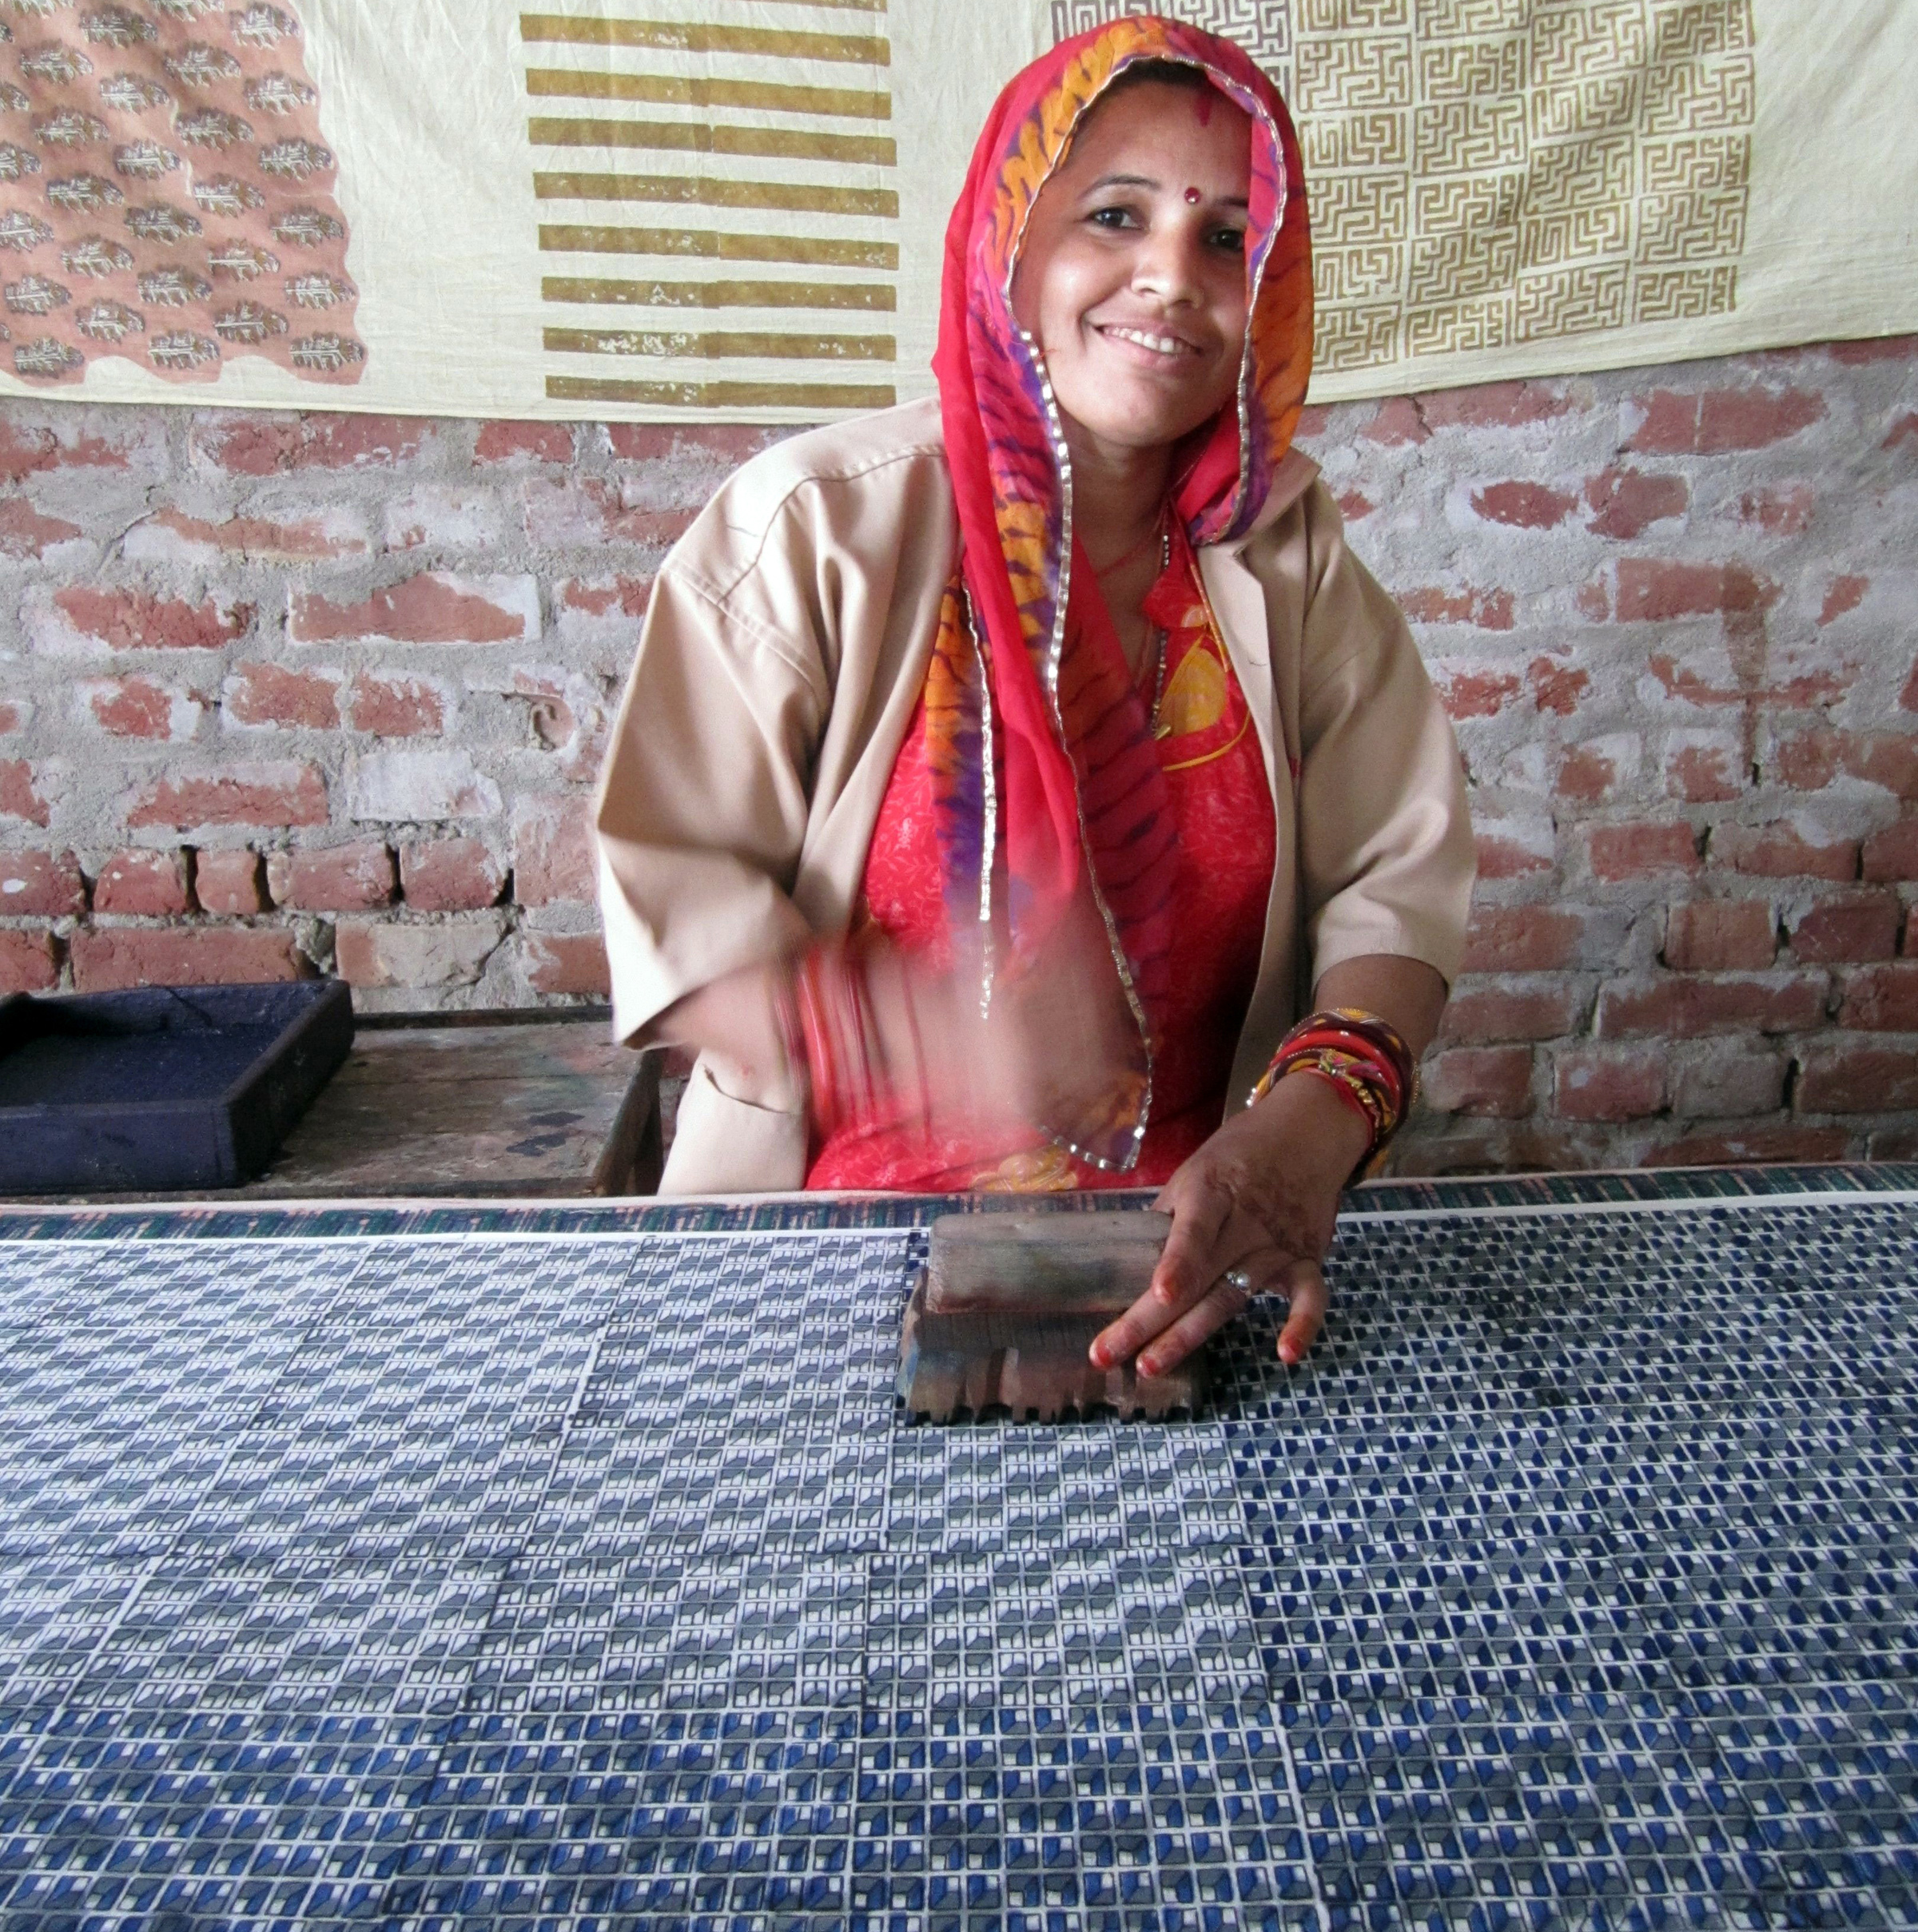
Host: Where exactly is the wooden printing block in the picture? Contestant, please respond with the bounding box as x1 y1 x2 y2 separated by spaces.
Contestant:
896 1210 1205 1423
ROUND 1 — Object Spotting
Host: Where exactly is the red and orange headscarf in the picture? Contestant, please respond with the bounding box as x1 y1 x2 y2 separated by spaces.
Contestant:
926 14 1312 1167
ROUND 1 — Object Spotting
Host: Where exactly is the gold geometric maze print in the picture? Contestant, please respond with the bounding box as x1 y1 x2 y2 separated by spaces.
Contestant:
1050 0 1754 373
523 4 899 413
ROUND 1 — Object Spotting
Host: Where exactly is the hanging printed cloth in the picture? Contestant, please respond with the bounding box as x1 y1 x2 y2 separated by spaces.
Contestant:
926 12 1313 1169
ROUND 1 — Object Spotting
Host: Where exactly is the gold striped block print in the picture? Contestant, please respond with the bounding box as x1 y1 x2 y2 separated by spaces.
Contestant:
523 3 900 415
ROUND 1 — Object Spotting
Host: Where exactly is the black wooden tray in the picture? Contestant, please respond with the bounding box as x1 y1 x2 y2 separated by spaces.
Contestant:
0 980 355 1192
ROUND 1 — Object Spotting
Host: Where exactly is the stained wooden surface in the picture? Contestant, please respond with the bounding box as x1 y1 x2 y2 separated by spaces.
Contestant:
0 1017 660 1202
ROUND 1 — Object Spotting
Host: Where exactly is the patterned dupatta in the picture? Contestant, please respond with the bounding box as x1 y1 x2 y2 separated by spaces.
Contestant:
925 14 1314 1169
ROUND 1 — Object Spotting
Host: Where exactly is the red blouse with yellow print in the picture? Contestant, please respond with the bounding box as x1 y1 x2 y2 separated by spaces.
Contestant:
806 541 1277 1193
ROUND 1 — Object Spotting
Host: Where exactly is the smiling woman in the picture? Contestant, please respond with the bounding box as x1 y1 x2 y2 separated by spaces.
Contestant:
593 15 1476 1378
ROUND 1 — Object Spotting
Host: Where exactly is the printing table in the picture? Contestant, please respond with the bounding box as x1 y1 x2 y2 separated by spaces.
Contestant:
1 1165 1914 1928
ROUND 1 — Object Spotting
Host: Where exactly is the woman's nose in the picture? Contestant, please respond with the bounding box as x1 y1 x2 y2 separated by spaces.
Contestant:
1130 219 1207 306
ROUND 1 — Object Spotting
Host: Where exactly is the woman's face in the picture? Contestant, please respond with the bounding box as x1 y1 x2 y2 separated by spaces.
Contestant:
1010 78 1253 461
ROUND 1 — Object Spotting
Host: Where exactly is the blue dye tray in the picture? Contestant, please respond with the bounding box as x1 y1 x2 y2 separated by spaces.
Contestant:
0 980 353 1192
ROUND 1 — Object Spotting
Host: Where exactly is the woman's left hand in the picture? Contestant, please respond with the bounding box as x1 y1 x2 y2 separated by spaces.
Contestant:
1088 1067 1372 1377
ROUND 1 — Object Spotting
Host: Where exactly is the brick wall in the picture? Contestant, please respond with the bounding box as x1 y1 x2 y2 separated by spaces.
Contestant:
1 336 1913 1171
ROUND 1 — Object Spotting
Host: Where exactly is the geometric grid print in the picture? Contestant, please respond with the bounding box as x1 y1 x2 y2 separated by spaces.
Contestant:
0 1187 1914 1927
1050 0 1755 373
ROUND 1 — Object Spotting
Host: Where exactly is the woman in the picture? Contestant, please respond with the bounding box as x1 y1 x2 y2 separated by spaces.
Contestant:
595 18 1474 1377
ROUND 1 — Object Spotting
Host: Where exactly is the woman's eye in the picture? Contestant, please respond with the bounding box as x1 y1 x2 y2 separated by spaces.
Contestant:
1088 205 1137 231
1210 227 1246 254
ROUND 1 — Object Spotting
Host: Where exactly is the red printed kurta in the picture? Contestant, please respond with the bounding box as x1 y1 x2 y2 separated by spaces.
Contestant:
807 551 1276 1192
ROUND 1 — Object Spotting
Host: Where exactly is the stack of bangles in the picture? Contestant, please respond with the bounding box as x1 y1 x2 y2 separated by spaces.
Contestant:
771 940 933 1140
1246 1007 1418 1175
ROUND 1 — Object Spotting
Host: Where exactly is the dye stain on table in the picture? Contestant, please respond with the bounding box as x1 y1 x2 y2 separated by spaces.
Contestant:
0 1167 1914 1929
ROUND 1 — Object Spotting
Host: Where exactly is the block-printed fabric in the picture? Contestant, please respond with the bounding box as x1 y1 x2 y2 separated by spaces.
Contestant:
1 1174 1916 1925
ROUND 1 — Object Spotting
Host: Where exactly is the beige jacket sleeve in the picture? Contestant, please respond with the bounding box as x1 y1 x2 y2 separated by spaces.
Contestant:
594 403 955 1055
1291 483 1475 989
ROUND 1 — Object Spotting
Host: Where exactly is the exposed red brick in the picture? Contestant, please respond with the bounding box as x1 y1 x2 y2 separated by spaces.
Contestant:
1462 908 1586 974
0 420 137 482
1614 559 1780 625
1871 1127 1918 1159
607 422 778 467
1290 404 1334 439
399 837 505 912
1826 335 1918 364
1587 821 1700 882
1470 480 1575 528
475 420 575 465
86 675 193 740
1399 586 1514 630
1423 1046 1533 1118
0 760 50 827
1554 1046 1665 1122
70 926 305 992
0 498 82 557
1645 1126 1851 1167
1862 821 1918 881
1882 413 1918 451
1665 738 1743 803
267 841 396 912
1795 1043 1918 1113
1628 386 1826 454
0 849 85 918
513 796 597 907
1773 727 1918 801
1672 1047 1788 1119
1574 577 1610 621
1646 652 1851 712
290 571 539 647
1837 963 1918 1032
1737 484 1814 535
524 932 611 998
128 765 328 831
193 848 266 916
1710 821 1858 881
1595 972 1827 1039
52 587 252 653
1360 396 1430 446
1439 980 1587 1044
334 918 504 990
1335 488 1375 523
1554 744 1617 803
1437 668 1520 720
1903 660 1918 712
194 413 428 476
1583 465 1688 541
1526 657 1590 716
94 848 190 916
521 479 699 550
559 574 651 619
128 505 368 562
1474 824 1555 880
0 928 58 992
1664 900 1775 972
346 674 445 737
1789 893 1900 964
0 702 22 735
1419 381 1573 429
225 662 343 731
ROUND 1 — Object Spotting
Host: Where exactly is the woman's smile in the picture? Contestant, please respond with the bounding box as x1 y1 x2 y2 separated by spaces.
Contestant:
1092 318 1208 364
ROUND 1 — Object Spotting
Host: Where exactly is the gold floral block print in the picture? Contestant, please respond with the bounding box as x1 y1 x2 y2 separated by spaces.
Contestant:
1049 0 1756 374
0 0 362 388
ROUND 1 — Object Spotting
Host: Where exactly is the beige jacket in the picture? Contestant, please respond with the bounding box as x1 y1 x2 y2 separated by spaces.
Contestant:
595 396 1474 1195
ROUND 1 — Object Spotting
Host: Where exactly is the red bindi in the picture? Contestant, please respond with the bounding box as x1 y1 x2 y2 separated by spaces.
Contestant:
1184 186 1202 205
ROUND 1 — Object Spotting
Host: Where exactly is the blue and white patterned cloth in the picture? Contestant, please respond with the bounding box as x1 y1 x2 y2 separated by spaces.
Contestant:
1 1168 1914 1929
